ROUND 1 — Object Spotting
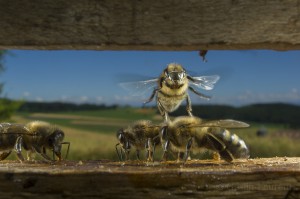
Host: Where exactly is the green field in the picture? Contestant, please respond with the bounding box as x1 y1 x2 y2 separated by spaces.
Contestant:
6 107 300 161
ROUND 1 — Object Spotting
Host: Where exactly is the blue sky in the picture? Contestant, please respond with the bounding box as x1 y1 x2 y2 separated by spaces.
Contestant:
1 50 300 106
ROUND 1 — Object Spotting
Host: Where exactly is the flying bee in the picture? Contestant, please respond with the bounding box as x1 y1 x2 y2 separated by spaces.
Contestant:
23 121 70 161
0 123 29 162
116 120 161 161
199 50 208 62
120 63 220 121
161 116 250 162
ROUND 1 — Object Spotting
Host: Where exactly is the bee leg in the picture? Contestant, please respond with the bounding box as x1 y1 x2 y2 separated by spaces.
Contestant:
218 150 234 162
188 86 211 100
213 152 221 161
146 138 154 162
124 141 131 161
185 94 193 117
0 151 12 160
143 88 159 105
153 140 158 162
136 149 141 160
26 150 34 161
205 133 234 162
184 138 193 163
157 99 169 121
14 136 25 162
115 143 123 161
177 152 184 162
33 146 53 162
39 152 53 162
162 140 170 161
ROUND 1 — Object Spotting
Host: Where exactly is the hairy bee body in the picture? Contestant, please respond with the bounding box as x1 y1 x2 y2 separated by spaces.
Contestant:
24 121 68 161
158 63 189 112
156 63 192 120
0 121 69 162
161 116 249 162
116 120 161 161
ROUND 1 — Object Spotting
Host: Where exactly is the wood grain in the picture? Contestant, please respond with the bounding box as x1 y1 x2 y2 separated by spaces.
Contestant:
0 158 300 198
0 0 299 50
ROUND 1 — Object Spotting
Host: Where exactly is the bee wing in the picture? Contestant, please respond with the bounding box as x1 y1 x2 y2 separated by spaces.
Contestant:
196 119 250 128
0 123 29 134
6 124 30 134
188 75 220 90
119 79 158 97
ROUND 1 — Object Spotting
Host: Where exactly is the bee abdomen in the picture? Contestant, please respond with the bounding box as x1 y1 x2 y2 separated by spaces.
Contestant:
213 129 249 160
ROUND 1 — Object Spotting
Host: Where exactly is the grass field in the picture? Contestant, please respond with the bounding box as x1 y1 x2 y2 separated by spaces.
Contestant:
5 107 300 161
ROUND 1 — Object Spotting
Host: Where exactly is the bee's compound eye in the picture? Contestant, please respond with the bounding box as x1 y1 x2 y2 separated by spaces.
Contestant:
178 72 185 79
117 129 125 142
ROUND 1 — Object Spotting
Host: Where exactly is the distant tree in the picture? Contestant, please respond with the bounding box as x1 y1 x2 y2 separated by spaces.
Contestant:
0 50 22 121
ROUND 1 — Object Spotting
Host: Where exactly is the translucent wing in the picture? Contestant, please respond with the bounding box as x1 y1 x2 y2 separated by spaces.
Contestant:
119 79 158 97
195 119 250 128
0 123 29 134
188 75 220 90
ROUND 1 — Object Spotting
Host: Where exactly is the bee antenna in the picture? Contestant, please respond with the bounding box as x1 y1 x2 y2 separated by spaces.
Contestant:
61 142 70 159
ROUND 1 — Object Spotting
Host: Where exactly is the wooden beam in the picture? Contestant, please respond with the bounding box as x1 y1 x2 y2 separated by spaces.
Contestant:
0 0 300 50
0 158 300 198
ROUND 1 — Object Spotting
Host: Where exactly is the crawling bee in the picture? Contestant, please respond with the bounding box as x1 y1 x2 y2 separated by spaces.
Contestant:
0 121 70 162
161 116 249 162
116 120 161 161
23 121 70 161
120 63 219 121
0 123 29 162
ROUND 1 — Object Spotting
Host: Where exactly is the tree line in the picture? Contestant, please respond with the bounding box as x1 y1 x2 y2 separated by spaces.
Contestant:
16 101 300 128
172 103 300 128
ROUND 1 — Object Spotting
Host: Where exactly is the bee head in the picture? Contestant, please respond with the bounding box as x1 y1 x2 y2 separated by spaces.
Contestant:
117 128 132 151
47 129 65 160
116 129 126 145
164 63 186 85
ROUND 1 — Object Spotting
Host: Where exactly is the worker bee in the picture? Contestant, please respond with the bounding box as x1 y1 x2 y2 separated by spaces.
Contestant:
23 121 70 161
161 116 250 162
120 63 220 121
116 120 161 161
199 50 208 62
0 123 29 162
0 121 70 162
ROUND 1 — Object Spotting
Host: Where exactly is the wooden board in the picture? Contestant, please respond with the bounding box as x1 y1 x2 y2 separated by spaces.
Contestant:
0 0 299 50
0 157 300 198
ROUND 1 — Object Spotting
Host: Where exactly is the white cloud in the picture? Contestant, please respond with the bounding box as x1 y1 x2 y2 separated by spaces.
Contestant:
96 96 103 102
23 91 30 97
35 97 44 102
79 96 88 103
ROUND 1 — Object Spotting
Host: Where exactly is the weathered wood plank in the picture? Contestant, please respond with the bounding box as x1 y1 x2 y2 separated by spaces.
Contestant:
0 158 300 198
0 0 299 50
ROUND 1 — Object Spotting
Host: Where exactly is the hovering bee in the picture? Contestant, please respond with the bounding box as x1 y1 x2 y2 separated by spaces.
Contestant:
120 63 220 121
0 123 29 162
161 116 250 162
23 121 70 161
116 120 161 161
199 50 208 62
